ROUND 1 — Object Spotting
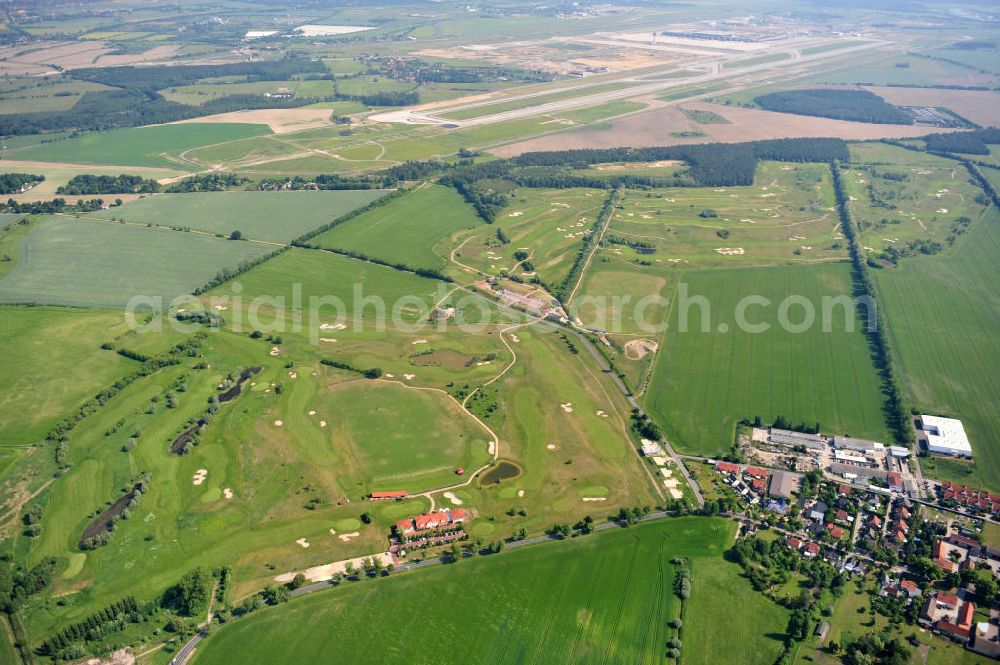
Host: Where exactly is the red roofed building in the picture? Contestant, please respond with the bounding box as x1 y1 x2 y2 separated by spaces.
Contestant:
933 540 960 573
835 509 851 524
870 515 882 529
900 580 921 598
888 472 903 490
804 542 820 558
838 484 853 496
751 478 767 493
397 508 470 537
715 461 741 475
371 490 409 501
827 524 845 539
786 536 802 550
895 530 907 543
745 466 768 479
897 507 911 520
897 519 909 533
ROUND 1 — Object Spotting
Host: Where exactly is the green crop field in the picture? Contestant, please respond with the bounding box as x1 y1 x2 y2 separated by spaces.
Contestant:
189 517 785 665
571 260 674 335
94 190 386 244
875 208 1000 491
0 217 271 308
12 124 271 169
608 161 845 269
159 80 336 105
818 53 999 87
645 263 892 455
845 143 990 257
0 307 135 445
313 185 480 270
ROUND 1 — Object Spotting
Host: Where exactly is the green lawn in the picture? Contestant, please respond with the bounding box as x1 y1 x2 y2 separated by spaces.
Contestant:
875 208 1000 491
12 124 270 170
645 263 892 456
0 217 271 308
94 190 387 244
0 307 135 445
313 185 480 270
190 517 755 665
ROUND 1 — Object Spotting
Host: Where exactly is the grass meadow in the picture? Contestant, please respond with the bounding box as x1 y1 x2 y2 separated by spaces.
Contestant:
95 190 386 244
875 208 1000 491
0 217 271 308
845 144 990 256
189 518 775 665
313 184 480 270
12 124 270 169
645 263 892 456
609 162 845 269
0 307 135 445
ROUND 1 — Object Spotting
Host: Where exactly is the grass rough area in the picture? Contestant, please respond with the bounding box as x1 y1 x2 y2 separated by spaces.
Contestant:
12 123 270 170
0 217 271 308
93 190 386 244
190 518 762 665
0 307 134 445
313 185 480 270
645 263 892 456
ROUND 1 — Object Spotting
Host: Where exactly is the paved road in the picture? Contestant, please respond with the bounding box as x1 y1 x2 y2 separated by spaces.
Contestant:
169 511 674 664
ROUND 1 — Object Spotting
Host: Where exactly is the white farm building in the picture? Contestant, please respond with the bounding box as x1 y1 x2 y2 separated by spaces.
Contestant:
919 415 973 458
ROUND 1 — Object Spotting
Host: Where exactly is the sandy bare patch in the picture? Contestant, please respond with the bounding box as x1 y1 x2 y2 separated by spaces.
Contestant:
403 373 415 381
308 410 317 416
560 402 574 413
715 247 745 255
274 551 394 584
596 410 608 418
865 86 1000 127
582 497 607 502
192 469 208 486
288 371 297 379
320 337 337 343
411 339 428 345
547 443 557 450
669 488 684 499
338 531 360 543
510 334 520 343
223 488 233 499
443 491 463 505
651 456 667 466
624 338 659 360
491 101 959 157
320 323 347 331
173 108 337 135
320 420 327 428
82 648 135 665
517 489 525 498
269 346 281 356
296 537 310 548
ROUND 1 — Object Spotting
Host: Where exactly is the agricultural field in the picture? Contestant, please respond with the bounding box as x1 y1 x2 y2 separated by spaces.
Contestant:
607 161 846 269
313 185 480 270
189 518 778 665
7 124 271 169
0 307 135 445
93 190 386 244
818 52 1000 87
875 208 1000 491
645 263 893 456
449 187 608 286
0 216 271 308
159 79 336 105
0 78 113 114
844 143 990 259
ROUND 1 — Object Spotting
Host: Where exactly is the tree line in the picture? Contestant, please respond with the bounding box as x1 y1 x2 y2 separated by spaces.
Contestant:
57 174 158 195
0 173 44 195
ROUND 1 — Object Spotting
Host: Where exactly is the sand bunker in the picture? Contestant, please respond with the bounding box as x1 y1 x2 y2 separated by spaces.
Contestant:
320 323 347 331
192 469 208 486
403 373 415 381
269 347 281 356
288 371 297 379
651 456 667 466
338 531 360 543
443 491 463 505
320 337 337 343
411 339 428 345
296 538 310 548
669 488 684 499
274 420 283 427
714 247 745 255
510 334 520 343
308 410 316 416
596 410 608 418
560 402 574 413
517 489 525 498
546 443 557 450
508 211 524 217
937 208 949 214
582 497 607 502
320 421 327 428
223 488 233 499
624 338 659 360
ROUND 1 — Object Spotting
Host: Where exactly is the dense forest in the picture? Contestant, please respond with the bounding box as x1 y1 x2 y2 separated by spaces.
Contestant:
57 175 159 195
923 127 1000 155
753 89 912 125
0 173 44 195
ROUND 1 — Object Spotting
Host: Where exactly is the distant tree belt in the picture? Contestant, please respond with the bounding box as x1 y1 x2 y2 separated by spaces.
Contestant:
57 174 159 195
923 127 1000 155
70 59 330 91
0 197 107 214
752 89 913 125
511 138 850 187
0 172 44 194
164 174 249 193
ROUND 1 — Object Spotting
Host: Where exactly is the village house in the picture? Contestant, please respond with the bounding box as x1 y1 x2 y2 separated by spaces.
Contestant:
972 621 1000 658
394 508 470 536
921 592 976 642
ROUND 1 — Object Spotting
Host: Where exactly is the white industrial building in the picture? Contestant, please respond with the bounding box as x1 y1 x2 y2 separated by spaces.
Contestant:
920 415 973 458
